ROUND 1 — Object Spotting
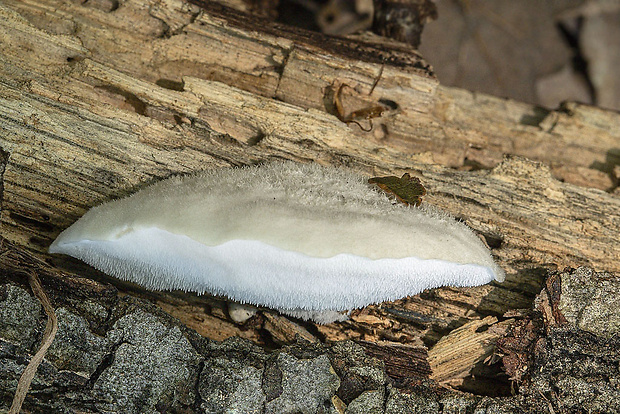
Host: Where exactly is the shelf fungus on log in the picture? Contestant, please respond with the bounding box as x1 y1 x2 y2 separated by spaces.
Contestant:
49 161 504 323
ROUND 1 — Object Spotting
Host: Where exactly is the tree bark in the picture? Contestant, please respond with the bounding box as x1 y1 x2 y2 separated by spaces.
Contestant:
0 0 618 412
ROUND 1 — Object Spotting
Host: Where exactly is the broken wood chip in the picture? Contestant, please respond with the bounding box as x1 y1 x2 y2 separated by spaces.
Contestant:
357 340 432 386
495 318 542 383
368 173 426 206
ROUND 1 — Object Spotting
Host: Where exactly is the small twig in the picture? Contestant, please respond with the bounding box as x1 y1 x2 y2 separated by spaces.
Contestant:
368 64 384 96
9 272 58 414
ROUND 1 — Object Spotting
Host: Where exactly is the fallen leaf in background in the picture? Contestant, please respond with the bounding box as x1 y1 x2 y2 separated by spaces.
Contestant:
419 0 582 106
580 8 620 111
535 64 592 108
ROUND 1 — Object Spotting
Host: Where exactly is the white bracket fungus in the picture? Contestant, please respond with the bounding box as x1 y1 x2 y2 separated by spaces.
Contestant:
50 161 504 323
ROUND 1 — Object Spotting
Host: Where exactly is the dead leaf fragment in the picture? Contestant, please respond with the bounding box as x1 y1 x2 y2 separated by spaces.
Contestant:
368 173 426 206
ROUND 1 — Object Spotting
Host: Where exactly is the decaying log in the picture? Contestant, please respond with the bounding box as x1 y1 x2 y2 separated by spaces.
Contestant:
0 0 619 412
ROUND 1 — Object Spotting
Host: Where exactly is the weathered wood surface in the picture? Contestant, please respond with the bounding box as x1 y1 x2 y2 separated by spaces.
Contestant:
0 0 619 405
